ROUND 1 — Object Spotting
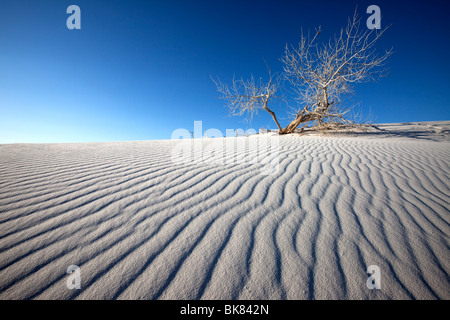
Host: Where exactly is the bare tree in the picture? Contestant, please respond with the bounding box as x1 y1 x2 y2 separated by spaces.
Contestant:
212 67 284 132
213 9 392 135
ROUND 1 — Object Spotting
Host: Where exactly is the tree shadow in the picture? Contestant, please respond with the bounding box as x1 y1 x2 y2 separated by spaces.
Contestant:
295 123 450 142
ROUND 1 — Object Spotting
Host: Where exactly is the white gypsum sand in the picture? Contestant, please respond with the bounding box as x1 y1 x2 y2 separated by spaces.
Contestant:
0 121 448 300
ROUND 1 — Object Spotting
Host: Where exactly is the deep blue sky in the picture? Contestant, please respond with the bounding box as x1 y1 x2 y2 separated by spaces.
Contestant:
0 0 449 143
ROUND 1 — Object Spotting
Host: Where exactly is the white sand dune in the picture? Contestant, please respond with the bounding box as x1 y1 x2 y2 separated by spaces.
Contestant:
0 121 449 300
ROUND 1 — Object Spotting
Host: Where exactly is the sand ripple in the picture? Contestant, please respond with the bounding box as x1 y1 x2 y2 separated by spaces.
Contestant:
0 129 449 299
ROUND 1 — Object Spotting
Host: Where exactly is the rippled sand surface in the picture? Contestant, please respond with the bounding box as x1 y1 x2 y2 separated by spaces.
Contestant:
0 122 449 299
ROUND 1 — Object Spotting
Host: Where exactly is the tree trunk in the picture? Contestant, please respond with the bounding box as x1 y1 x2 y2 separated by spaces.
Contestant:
262 88 335 135
317 87 329 126
263 100 283 133
281 112 303 134
322 87 329 110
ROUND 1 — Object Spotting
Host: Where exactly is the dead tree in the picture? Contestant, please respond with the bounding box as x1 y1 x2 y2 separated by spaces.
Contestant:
212 69 284 133
214 9 392 134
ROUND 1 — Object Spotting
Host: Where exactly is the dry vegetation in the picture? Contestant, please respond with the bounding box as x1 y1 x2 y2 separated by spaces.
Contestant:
213 9 392 135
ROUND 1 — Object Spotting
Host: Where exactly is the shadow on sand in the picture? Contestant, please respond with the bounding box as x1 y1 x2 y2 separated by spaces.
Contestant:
297 122 450 142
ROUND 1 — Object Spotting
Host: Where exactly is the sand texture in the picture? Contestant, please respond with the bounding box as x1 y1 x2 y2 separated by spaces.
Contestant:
0 122 449 299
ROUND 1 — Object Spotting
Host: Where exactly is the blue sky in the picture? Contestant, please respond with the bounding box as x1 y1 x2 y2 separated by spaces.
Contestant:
0 0 449 143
